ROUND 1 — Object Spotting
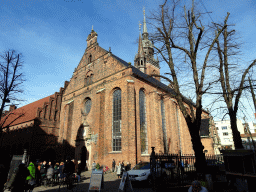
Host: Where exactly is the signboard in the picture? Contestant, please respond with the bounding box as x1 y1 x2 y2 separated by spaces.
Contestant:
118 172 133 192
88 169 104 192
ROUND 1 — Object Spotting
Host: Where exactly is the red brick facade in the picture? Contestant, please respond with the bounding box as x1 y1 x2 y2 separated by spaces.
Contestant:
1 28 214 168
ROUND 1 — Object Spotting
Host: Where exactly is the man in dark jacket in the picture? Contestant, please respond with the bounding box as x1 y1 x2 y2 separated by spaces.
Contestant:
112 159 116 172
63 157 75 189
40 161 47 186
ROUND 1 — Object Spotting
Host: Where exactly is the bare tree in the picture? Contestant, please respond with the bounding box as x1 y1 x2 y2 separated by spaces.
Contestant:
149 0 229 173
0 50 25 141
215 23 256 149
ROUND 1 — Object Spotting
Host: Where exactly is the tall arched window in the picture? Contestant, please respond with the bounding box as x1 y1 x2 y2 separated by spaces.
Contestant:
161 98 168 153
139 89 148 154
112 89 122 151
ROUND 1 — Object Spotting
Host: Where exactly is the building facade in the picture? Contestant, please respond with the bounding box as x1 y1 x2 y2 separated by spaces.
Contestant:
1 11 215 169
215 119 244 150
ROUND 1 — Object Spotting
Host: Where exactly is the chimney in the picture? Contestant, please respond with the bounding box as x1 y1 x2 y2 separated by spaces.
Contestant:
9 105 16 112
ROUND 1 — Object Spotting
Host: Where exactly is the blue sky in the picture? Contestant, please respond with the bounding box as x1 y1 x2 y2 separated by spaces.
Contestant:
0 0 255 122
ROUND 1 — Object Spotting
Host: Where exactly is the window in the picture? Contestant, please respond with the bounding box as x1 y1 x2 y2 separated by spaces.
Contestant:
222 126 227 130
112 89 121 151
161 98 168 153
223 132 228 136
84 98 92 115
88 54 92 63
44 105 48 119
139 89 148 154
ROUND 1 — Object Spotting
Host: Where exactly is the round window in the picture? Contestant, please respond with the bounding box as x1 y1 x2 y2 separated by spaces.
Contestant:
84 99 92 115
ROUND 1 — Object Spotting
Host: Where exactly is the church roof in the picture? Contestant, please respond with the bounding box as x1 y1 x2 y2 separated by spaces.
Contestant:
1 94 54 128
111 51 199 108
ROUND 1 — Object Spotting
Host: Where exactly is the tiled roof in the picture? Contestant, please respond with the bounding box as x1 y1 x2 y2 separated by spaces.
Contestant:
1 94 54 128
111 52 197 107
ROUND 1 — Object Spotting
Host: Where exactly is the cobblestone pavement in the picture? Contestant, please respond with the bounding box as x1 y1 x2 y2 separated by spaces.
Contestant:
10 171 153 192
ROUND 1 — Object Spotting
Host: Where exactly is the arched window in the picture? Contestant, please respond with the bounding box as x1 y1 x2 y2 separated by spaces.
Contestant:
88 54 92 63
84 98 92 115
139 89 148 154
141 60 143 66
112 89 122 151
44 105 48 119
161 98 168 153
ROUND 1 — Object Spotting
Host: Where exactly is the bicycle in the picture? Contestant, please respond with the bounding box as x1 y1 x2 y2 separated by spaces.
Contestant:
58 174 77 192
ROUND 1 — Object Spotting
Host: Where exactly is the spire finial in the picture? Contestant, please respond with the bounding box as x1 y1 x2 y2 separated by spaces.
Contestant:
92 25 93 31
139 21 142 32
143 7 147 33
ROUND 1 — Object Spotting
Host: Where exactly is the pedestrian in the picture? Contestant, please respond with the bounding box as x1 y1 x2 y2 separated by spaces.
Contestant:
40 161 47 185
92 161 96 171
126 162 131 171
46 162 54 186
116 161 121 179
59 162 65 180
188 180 208 192
76 160 82 182
53 163 60 181
26 161 36 192
63 156 75 189
112 159 116 172
121 161 125 176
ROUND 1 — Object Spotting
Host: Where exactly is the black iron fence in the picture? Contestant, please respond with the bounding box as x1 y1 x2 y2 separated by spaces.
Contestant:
150 147 225 189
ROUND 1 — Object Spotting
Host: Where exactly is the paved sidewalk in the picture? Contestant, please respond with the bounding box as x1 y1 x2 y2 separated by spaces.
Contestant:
9 171 153 192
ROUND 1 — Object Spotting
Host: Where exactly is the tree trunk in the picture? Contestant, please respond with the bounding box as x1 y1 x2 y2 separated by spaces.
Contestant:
189 122 207 173
229 111 244 149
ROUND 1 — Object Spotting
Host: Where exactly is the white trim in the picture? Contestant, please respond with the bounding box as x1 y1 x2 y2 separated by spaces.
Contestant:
67 99 74 104
96 88 105 94
127 80 134 83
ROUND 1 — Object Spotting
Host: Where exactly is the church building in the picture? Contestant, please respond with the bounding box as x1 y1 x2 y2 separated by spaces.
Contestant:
1 11 214 169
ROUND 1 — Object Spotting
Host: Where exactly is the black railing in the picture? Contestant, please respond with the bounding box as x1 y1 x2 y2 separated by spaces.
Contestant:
150 148 225 190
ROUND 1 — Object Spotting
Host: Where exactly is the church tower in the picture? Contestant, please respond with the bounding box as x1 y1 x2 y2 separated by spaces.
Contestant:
134 8 160 79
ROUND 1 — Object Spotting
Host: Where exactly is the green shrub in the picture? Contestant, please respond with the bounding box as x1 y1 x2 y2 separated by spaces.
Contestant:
96 163 100 170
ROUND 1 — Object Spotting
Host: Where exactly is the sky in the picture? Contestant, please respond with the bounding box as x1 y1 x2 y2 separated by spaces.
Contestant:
0 0 256 122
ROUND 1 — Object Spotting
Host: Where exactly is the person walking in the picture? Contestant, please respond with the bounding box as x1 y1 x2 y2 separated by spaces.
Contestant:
26 161 36 192
116 161 121 179
112 159 116 172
